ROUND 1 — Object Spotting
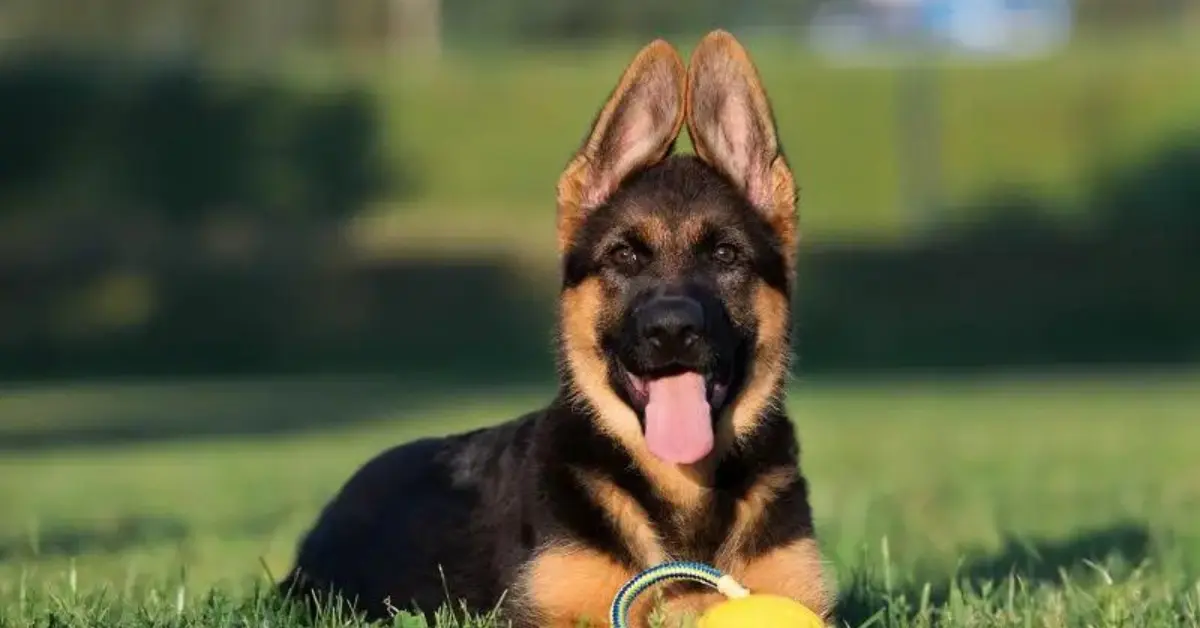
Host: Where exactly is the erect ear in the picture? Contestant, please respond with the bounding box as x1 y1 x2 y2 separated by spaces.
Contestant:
686 30 797 249
556 40 686 253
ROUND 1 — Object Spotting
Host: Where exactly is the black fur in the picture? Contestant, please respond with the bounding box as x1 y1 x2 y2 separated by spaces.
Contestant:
279 404 812 624
280 155 815 626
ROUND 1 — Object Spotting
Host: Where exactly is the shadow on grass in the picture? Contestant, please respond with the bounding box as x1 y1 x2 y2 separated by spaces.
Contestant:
960 523 1151 584
0 515 190 561
834 522 1153 627
0 506 311 563
0 377 551 454
4 520 1154 626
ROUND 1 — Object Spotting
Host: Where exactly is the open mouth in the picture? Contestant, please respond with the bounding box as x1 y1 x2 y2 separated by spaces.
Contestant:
617 364 732 465
623 367 730 412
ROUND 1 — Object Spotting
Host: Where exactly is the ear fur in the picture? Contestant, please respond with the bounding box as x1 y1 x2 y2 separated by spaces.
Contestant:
556 40 687 254
686 30 797 249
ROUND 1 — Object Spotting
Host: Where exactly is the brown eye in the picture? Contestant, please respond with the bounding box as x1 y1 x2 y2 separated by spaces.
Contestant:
713 243 740 266
609 245 642 273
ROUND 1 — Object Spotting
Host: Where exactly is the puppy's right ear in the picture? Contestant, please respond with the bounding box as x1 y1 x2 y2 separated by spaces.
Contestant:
556 40 686 253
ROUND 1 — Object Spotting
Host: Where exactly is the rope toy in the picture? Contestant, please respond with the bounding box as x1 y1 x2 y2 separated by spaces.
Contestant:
610 561 826 627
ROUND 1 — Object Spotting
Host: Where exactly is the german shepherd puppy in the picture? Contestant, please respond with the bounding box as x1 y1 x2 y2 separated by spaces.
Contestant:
280 30 832 627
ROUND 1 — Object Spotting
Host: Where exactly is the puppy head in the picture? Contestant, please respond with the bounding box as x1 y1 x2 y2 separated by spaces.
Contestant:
557 32 797 466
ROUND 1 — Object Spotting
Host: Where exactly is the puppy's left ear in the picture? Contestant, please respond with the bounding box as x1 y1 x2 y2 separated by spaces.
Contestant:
686 30 797 250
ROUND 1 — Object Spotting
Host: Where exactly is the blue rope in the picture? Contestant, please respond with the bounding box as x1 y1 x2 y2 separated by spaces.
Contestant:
609 561 731 627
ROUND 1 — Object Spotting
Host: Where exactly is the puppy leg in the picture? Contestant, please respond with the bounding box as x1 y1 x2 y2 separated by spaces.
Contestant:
736 537 834 620
520 545 647 628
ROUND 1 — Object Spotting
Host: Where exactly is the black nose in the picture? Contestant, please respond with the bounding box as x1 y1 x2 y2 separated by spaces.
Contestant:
637 296 705 356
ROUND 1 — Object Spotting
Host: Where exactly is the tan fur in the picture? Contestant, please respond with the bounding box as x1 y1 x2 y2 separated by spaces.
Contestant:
636 213 675 254
523 540 829 627
557 40 687 254
767 156 800 257
522 545 643 627
663 538 831 623
736 538 833 620
574 468 669 567
674 211 708 246
633 468 810 622
661 536 831 623
714 467 797 567
725 284 791 440
660 590 727 623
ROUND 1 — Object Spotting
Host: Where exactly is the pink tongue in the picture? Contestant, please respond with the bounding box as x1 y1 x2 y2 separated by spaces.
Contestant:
644 372 713 464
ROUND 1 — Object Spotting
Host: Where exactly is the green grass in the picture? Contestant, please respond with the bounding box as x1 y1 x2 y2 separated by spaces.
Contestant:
1 371 1200 626
308 33 1200 256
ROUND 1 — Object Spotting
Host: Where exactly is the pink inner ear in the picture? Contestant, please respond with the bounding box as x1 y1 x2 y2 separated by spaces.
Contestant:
714 92 771 209
741 147 773 210
716 93 753 178
613 110 659 179
581 104 661 209
580 178 615 210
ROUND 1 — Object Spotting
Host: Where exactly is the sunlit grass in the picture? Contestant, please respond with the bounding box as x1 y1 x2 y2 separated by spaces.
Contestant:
1 371 1199 625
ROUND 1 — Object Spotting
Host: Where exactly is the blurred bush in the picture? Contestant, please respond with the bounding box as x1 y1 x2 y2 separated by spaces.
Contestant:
800 134 1199 371
0 256 553 380
1089 138 1200 236
0 133 1195 381
0 53 401 225
800 134 1200 371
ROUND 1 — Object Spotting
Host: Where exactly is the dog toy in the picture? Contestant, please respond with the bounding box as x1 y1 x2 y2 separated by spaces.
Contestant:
610 561 825 627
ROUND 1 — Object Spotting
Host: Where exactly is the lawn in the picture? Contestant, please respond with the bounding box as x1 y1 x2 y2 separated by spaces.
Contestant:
323 33 1200 256
1 371 1199 627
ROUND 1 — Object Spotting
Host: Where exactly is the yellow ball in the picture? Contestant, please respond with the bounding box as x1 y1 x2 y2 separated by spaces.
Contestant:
697 594 825 628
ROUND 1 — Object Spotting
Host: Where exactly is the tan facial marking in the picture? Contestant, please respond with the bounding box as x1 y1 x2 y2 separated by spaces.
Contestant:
676 211 711 252
721 283 790 440
560 279 714 506
635 213 674 253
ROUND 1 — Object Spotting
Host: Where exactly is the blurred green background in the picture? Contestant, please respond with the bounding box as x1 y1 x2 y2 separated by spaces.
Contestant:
1 0 1199 626
2 0 1198 380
